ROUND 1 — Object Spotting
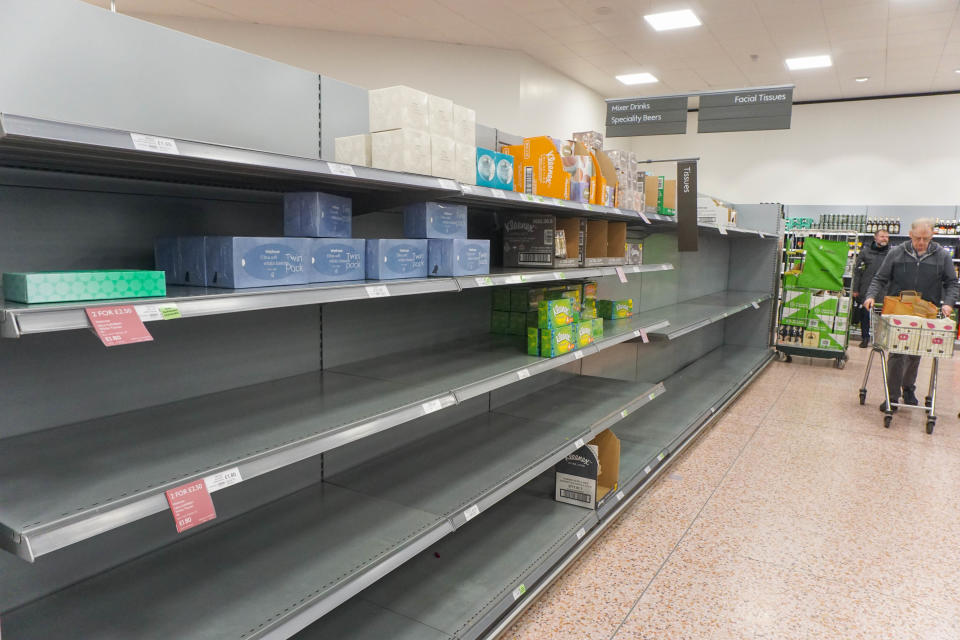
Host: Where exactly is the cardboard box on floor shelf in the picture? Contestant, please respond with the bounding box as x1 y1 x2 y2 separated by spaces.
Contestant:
369 86 429 132
554 217 582 269
453 104 476 146
606 222 627 265
427 94 454 138
555 429 620 509
365 239 428 280
284 191 352 238
371 129 431 175
455 142 476 185
403 202 468 239
584 220 608 267
430 134 457 180
307 238 365 283
502 213 555 268
476 147 514 191
206 237 309 289
427 239 490 277
3 269 167 303
334 134 372 167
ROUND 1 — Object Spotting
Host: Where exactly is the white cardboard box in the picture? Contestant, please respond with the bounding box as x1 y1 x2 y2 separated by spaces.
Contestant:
455 142 476 185
371 128 431 175
428 95 454 138
369 86 429 133
334 134 372 167
430 134 456 180
453 104 477 146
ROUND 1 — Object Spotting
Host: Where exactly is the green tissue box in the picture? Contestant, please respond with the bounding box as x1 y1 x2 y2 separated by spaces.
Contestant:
491 310 510 334
539 326 577 358
538 299 579 329
3 270 166 304
492 288 512 311
597 298 634 319
527 327 540 356
592 318 604 340
508 312 528 336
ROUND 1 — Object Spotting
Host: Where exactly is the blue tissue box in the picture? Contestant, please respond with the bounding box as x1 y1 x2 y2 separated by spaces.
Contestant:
403 202 467 239
206 237 309 288
366 239 428 280
154 236 208 286
476 147 514 191
284 191 352 238
308 239 365 283
428 239 490 276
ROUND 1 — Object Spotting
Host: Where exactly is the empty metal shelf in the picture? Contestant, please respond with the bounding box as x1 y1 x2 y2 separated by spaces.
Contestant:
632 291 772 341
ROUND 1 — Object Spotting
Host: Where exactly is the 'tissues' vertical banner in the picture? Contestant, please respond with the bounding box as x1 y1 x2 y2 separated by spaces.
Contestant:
677 160 698 252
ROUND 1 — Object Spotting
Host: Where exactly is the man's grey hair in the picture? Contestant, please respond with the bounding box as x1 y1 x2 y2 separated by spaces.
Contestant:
912 218 935 232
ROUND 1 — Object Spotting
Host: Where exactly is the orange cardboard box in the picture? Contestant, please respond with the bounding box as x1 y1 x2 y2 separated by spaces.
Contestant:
589 150 618 207
514 136 596 202
502 144 524 192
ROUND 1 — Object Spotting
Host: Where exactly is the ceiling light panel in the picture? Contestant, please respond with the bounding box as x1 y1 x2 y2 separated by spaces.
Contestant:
644 9 701 31
616 72 659 85
785 55 833 70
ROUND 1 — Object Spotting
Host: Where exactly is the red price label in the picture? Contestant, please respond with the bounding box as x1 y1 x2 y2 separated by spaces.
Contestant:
165 479 217 533
85 305 153 347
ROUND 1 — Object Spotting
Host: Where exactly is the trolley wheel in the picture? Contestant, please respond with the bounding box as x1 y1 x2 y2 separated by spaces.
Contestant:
884 414 893 428
785 354 793 363
835 357 846 370
859 390 867 405
926 419 936 435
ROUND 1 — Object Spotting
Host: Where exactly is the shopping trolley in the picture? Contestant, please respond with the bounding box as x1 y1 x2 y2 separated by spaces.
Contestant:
858 308 955 433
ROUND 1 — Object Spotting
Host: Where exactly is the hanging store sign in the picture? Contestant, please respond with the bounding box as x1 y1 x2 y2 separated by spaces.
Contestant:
677 160 698 252
697 87 793 133
605 96 688 137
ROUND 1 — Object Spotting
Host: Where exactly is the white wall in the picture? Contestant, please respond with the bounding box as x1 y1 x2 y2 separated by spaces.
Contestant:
621 93 960 206
137 15 606 141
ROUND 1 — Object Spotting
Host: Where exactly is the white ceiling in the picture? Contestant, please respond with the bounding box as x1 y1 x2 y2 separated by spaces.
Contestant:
87 0 960 101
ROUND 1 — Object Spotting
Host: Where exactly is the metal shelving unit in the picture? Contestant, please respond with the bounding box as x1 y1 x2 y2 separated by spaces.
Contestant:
638 291 773 341
1 375 663 639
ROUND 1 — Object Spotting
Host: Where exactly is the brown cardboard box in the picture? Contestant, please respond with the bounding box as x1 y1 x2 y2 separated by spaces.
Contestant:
555 429 621 509
555 217 582 268
606 221 627 265
662 179 677 215
644 174 660 211
584 220 608 267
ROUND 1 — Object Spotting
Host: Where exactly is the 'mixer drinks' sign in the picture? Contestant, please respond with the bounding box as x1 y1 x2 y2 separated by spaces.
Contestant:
698 87 793 133
605 96 688 137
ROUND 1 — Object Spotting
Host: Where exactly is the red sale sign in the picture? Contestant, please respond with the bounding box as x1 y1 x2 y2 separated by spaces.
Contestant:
165 479 217 533
85 305 153 347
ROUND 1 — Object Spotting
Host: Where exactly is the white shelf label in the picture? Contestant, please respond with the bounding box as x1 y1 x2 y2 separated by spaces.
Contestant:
504 275 523 284
639 211 651 224
135 303 180 321
616 490 625 501
661 264 671 270
512 584 527 600
365 285 391 298
616 266 628 283
438 178 458 190
639 330 650 344
462 184 475 193
657 452 666 461
517 369 531 380
421 399 444 415
553 272 565 280
582 203 593 211
621 409 629 418
649 392 656 401
463 504 480 521
521 193 535 202
718 226 728 235
327 162 357 177
474 276 494 287
574 350 584 360
130 133 179 154
633 329 641 337
574 438 585 449
490 188 507 199
576 527 587 540
204 467 242 493
752 301 760 309
630 265 642 273
644 465 652 474
757 230 764 237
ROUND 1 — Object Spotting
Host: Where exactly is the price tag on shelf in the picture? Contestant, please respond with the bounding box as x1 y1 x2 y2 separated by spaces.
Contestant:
365 285 391 298
649 392 657 401
657 452 666 461
517 369 531 380
757 230 765 238
474 276 494 287
644 465 652 474
463 504 480 522
521 193 535 202
574 438 585 449
718 225 728 235
130 133 179 155
135 303 181 322
582 203 593 211
633 330 641 337
438 178 458 190
630 265 642 273
574 350 584 360
554 272 565 280
639 211 651 224
203 467 243 493
86 305 154 347
661 264 671 270
576 527 587 540
504 275 523 284
751 301 760 309
621 409 629 418
165 478 217 533
421 399 444 415
616 491 625 501
462 184 475 194
327 162 357 177
512 584 527 600
639 330 650 344
615 266 627 283
490 188 507 199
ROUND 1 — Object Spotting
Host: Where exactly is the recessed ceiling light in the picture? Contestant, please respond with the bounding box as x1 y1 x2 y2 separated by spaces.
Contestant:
616 72 659 85
644 9 701 31
955 68 960 74
785 55 832 70
855 77 869 82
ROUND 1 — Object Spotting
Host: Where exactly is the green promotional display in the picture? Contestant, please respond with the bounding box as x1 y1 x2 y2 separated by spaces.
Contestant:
796 238 847 291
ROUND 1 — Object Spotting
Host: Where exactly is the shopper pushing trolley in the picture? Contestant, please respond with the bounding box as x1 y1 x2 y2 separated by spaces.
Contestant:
860 218 959 432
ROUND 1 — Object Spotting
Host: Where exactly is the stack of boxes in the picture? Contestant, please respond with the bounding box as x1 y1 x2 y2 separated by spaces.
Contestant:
780 286 850 350
605 150 644 213
400 201 490 278
503 214 629 270
697 197 738 227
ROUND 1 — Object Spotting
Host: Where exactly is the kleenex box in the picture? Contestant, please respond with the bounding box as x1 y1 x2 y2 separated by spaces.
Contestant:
366 239 428 280
476 147 514 191
206 237 309 288
428 239 490 276
284 192 352 238
403 202 468 239
155 236 208 286
308 239 365 283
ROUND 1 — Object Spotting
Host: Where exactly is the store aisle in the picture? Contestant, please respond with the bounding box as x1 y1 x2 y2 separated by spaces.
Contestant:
505 347 960 639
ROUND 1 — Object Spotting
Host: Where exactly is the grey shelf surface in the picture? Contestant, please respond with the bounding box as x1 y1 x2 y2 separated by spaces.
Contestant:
2 376 663 640
0 264 673 338
634 291 773 341
0 322 669 561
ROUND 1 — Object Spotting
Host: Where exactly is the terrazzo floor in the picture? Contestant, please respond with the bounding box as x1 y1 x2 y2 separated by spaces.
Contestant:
503 344 960 640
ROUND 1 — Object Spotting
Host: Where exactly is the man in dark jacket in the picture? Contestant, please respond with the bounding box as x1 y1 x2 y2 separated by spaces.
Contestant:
865 219 959 412
851 229 890 347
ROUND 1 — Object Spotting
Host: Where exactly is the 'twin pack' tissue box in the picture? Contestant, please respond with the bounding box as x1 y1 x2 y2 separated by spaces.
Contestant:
369 85 429 133
453 104 476 146
334 134 371 167
403 202 468 239
372 129 431 175
428 95 454 138
308 239 365 283
430 134 456 180
155 236 207 286
284 192 352 238
366 239 428 280
206 237 309 288
428 239 490 276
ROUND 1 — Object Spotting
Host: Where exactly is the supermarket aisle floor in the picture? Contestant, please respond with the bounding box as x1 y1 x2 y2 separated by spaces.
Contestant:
505 346 960 639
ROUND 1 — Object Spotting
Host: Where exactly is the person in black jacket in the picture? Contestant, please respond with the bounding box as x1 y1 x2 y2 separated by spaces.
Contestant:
865 219 959 412
851 229 890 347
